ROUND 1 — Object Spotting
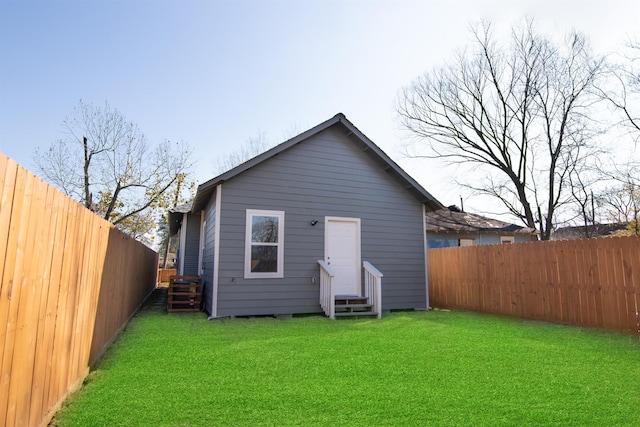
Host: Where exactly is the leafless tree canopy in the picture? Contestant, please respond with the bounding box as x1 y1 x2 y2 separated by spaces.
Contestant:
397 20 606 240
34 100 193 242
212 131 274 175
584 40 640 237
212 123 302 176
598 39 640 138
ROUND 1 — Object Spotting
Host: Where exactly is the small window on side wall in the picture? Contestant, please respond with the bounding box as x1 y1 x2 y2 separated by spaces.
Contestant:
459 238 475 247
244 210 284 279
500 236 515 244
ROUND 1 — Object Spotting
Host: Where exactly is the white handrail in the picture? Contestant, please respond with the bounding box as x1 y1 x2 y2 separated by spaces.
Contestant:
363 261 383 319
318 260 335 319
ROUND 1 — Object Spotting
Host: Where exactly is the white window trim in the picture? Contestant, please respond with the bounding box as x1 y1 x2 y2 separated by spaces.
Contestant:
244 209 285 279
210 184 222 318
459 238 475 247
423 205 430 311
500 235 515 244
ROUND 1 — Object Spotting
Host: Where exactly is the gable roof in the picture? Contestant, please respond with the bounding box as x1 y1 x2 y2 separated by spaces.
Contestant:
425 206 536 234
191 113 444 212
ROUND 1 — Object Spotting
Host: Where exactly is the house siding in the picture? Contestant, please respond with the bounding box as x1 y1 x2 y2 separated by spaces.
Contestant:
427 233 533 248
211 127 427 317
181 212 201 275
202 193 217 315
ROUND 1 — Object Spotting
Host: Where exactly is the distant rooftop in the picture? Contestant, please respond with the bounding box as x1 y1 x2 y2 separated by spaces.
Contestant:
425 206 536 234
551 223 627 240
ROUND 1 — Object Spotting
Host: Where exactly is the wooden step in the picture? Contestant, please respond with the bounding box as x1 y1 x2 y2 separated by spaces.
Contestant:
335 295 368 305
335 303 373 310
335 303 373 317
334 311 379 318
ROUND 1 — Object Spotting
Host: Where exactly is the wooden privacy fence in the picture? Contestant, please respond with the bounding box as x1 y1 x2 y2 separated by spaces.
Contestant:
157 268 177 284
0 152 158 427
428 236 640 335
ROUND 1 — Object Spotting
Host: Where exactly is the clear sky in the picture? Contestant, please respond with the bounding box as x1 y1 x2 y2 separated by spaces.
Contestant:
1 0 638 219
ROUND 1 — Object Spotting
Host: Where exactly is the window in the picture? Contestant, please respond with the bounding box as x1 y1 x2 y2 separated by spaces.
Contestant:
459 238 475 247
500 236 515 244
244 210 284 278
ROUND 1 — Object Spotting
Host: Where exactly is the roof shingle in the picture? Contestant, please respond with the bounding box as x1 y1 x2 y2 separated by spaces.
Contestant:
425 207 536 234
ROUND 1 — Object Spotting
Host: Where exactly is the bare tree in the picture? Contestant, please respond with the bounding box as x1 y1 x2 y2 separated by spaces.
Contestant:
397 20 605 239
566 161 602 238
596 161 640 236
599 39 640 139
213 131 274 175
34 100 193 242
211 123 302 176
593 39 640 237
605 182 639 225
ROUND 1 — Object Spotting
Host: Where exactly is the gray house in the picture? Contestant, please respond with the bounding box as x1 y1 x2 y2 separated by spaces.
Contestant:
426 206 537 248
169 113 443 319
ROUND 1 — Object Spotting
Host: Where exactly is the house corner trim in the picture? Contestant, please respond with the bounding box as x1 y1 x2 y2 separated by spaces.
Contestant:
210 184 222 318
423 204 430 311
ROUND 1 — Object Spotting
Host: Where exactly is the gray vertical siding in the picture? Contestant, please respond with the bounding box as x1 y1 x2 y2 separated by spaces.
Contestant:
427 233 535 248
202 193 217 315
182 212 201 275
207 126 427 317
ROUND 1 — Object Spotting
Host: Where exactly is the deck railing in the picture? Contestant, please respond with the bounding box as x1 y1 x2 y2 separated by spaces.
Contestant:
363 261 383 319
318 260 336 319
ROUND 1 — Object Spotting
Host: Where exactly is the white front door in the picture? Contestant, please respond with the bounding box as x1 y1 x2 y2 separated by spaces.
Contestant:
325 217 361 296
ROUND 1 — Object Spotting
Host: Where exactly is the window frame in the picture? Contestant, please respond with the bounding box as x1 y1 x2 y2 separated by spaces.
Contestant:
500 235 515 244
244 209 285 279
459 238 476 247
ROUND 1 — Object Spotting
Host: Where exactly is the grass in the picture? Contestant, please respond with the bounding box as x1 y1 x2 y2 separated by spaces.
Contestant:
51 307 640 426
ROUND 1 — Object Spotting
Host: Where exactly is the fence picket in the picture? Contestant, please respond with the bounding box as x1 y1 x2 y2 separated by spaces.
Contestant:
604 240 623 330
0 164 27 426
39 192 68 418
28 186 58 426
619 238 637 332
9 171 44 426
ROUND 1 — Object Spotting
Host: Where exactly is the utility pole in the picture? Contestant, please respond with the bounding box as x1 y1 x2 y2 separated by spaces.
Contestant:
83 136 92 210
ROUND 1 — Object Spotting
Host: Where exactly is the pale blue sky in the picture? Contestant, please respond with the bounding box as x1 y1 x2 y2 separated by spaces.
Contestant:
1 0 638 216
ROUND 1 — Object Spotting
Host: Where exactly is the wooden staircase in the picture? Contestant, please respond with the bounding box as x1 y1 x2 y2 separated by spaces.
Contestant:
334 295 378 318
318 260 383 319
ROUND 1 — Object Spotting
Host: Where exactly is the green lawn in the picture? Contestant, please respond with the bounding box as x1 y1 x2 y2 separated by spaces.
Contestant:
51 307 640 426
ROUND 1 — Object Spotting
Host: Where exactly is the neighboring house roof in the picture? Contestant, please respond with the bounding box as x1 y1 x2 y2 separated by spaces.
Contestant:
426 206 536 234
190 113 444 212
551 223 627 240
168 201 193 235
